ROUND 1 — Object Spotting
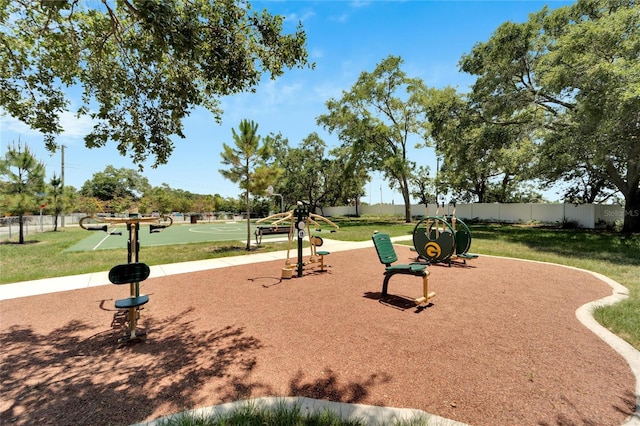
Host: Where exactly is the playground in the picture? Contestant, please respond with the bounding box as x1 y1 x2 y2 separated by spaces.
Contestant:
0 243 636 425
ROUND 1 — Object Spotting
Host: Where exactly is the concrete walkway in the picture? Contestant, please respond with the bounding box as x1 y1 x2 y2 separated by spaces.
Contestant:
0 238 376 301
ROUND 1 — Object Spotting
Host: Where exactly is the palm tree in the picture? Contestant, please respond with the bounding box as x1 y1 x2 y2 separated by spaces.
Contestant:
0 142 45 243
219 120 280 250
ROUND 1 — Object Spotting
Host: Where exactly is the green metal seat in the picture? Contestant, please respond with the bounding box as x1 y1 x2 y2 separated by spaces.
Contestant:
109 262 150 309
371 233 435 305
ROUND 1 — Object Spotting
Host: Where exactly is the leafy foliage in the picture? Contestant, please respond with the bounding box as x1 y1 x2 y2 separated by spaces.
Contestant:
219 119 280 249
318 55 429 222
459 0 640 231
0 141 45 243
80 166 151 203
270 132 369 213
421 87 537 203
1 0 311 167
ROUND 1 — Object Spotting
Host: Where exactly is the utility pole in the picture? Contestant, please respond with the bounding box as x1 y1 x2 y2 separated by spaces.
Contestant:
61 145 65 227
435 156 439 205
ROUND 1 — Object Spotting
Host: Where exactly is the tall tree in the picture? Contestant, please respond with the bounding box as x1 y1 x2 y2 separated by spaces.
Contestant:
421 87 537 203
0 142 45 243
1 0 311 168
270 133 369 213
324 145 370 214
317 55 428 222
80 166 151 205
219 119 279 250
459 0 640 232
410 165 435 206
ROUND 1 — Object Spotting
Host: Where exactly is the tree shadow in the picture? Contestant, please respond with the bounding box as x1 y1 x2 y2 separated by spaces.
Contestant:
0 308 268 426
0 240 41 245
535 390 636 425
288 368 391 405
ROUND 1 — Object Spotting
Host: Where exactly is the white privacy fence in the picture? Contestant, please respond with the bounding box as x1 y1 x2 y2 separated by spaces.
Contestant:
319 203 627 229
1 204 628 241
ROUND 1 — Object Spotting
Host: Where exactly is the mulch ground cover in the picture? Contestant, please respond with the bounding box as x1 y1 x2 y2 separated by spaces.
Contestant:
0 246 635 425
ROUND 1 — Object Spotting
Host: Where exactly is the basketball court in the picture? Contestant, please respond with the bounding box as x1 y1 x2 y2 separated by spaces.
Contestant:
65 221 285 252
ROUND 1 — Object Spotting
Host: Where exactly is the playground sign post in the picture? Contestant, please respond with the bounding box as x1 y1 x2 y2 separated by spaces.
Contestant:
294 203 310 277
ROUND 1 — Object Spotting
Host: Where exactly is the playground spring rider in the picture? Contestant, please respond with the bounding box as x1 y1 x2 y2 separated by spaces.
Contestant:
80 214 173 342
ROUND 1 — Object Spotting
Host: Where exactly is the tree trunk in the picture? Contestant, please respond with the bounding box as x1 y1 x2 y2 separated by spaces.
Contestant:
401 178 412 223
622 189 640 233
18 214 25 244
245 190 251 251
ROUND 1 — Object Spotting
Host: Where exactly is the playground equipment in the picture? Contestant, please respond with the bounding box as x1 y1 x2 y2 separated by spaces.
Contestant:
255 202 339 278
412 202 478 266
80 214 173 342
372 232 435 306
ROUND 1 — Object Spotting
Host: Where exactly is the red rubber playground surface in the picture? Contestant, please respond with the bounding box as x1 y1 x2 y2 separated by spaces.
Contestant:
1 244 637 425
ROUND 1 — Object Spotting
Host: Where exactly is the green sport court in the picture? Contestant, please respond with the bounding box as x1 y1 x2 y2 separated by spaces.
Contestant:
66 221 286 252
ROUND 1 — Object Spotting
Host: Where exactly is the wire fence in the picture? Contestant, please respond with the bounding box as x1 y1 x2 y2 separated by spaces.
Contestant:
0 214 88 241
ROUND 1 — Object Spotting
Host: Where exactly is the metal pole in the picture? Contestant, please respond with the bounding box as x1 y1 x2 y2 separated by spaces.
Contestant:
61 145 65 227
435 156 439 205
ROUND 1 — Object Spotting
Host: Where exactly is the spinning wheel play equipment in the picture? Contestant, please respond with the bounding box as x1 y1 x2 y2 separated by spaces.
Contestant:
256 202 339 278
444 202 479 263
413 202 456 264
412 202 478 266
372 232 435 306
80 215 173 342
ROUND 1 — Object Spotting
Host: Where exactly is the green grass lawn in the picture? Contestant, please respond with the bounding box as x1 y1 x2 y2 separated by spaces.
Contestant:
1 217 638 350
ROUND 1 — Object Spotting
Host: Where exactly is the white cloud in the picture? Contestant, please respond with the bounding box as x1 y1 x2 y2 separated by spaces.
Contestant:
0 113 40 137
285 11 315 23
0 109 95 142
57 110 96 139
329 13 349 23
310 48 324 59
350 1 371 8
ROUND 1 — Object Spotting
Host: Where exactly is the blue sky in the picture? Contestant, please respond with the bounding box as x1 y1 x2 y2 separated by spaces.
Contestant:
0 0 573 204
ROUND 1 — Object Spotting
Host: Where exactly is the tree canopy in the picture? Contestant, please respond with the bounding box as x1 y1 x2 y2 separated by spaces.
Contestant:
459 0 640 231
80 166 151 202
270 132 369 213
421 86 538 203
318 55 428 222
1 0 311 168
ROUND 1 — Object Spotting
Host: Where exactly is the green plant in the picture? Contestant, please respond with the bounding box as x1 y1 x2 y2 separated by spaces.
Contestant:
154 400 368 426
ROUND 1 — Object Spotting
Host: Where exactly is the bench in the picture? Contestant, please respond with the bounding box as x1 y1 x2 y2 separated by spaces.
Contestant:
255 225 291 244
372 232 435 306
108 262 150 341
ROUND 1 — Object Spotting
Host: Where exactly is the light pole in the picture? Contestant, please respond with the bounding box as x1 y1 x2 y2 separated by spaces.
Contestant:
60 145 65 227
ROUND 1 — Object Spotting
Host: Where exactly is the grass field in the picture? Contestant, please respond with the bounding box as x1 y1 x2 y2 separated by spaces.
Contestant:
1 216 638 349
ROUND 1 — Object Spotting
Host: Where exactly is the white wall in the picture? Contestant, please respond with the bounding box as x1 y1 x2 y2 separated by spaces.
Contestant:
319 203 626 229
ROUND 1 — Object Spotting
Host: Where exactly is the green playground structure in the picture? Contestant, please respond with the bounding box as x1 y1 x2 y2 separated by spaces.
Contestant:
412 202 479 266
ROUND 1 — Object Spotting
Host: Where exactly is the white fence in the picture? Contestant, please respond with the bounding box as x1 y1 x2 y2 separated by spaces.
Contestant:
319 203 626 229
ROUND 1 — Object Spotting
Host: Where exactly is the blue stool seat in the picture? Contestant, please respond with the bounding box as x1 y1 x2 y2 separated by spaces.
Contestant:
115 295 149 309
